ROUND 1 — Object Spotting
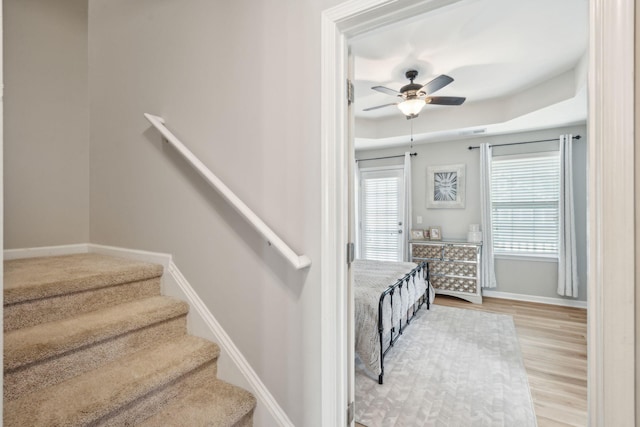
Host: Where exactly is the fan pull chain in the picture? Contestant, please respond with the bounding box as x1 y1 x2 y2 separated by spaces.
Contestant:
410 120 414 151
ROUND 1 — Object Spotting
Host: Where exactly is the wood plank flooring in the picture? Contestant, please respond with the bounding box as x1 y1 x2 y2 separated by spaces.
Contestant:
435 295 587 427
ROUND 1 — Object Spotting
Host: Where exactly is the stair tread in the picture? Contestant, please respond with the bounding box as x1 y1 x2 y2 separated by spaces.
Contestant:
4 253 164 304
139 379 257 427
4 335 220 427
5 295 189 371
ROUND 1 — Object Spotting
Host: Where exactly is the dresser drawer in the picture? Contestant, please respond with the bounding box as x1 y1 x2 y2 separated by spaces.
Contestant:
443 245 477 261
430 261 477 278
431 276 478 294
412 244 442 259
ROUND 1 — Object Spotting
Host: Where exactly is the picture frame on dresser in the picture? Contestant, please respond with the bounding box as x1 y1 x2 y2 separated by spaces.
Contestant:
426 164 466 209
411 229 425 240
429 226 441 241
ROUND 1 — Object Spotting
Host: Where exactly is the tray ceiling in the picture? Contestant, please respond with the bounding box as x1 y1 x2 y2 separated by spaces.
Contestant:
351 0 588 149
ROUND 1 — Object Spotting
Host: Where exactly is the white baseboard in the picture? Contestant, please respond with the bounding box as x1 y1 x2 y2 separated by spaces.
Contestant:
4 244 90 260
3 244 172 270
165 262 294 427
4 244 292 427
482 289 588 309
88 244 171 269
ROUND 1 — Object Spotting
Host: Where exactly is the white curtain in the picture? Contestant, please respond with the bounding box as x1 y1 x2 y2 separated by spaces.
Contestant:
479 143 497 288
403 152 412 261
558 135 579 297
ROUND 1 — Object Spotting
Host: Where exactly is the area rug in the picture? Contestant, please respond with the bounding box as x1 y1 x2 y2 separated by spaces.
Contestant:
355 304 537 427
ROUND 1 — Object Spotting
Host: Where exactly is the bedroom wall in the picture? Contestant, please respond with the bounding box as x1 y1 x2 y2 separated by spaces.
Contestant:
356 124 588 303
88 0 342 424
4 0 90 248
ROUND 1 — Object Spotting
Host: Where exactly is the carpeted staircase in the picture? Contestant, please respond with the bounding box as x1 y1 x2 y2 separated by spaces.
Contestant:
3 252 256 426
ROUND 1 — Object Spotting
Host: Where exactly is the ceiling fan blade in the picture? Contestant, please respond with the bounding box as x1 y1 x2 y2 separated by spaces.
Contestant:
420 75 454 95
363 102 398 111
426 96 466 106
371 86 401 97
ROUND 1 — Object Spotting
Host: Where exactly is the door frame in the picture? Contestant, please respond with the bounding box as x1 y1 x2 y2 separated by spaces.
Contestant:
320 0 636 426
586 0 636 423
1 0 5 418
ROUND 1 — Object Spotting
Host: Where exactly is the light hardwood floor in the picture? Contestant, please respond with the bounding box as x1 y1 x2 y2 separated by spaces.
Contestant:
435 295 588 427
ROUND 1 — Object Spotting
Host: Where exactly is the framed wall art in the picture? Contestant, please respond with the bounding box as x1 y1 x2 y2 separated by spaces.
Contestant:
426 164 466 209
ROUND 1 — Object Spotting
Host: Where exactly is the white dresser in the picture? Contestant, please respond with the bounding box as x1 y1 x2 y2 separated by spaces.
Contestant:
410 240 482 304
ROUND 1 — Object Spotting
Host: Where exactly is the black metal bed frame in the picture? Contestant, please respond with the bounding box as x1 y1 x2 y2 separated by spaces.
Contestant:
377 261 430 384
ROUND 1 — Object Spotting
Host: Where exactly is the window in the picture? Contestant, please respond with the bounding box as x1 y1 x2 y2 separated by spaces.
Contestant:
358 167 405 261
490 151 560 257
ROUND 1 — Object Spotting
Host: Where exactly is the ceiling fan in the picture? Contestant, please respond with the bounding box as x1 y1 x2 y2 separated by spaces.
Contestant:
363 70 466 119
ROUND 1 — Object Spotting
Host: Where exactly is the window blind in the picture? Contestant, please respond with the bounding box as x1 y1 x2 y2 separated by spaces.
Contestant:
490 152 560 256
360 168 404 261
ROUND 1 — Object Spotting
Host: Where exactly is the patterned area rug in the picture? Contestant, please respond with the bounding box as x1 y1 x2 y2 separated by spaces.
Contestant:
355 304 537 427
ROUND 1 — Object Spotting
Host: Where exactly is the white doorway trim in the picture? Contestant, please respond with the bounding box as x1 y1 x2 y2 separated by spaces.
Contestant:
320 0 636 426
587 0 636 425
0 0 5 419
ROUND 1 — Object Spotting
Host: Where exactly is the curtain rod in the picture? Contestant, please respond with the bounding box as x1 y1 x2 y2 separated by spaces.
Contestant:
467 135 581 150
356 152 417 163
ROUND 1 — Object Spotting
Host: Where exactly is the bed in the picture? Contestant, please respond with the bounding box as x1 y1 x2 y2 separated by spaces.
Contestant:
354 259 432 384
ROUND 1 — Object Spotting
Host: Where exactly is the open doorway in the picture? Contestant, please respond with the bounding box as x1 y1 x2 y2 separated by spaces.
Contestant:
321 0 635 425
349 0 588 425
348 0 589 425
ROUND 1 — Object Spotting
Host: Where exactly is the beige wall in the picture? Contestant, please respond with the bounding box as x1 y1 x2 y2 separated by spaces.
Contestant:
3 0 343 423
4 0 89 248
88 0 332 424
356 124 588 302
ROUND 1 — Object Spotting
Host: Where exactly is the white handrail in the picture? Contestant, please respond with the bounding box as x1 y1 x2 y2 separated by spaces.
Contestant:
144 113 311 270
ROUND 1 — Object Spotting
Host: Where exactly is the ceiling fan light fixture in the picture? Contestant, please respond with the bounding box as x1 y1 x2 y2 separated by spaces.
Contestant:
398 98 425 116
366 73 464 116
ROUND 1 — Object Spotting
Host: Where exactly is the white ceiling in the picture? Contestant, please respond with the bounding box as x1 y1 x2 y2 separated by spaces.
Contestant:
351 0 589 150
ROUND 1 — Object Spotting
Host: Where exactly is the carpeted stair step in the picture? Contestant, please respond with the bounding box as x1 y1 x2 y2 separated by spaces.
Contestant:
4 335 221 427
139 378 257 427
4 253 164 331
4 251 256 425
4 295 189 401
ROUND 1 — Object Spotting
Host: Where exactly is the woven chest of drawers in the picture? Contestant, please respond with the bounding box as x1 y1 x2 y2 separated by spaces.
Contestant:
411 240 482 304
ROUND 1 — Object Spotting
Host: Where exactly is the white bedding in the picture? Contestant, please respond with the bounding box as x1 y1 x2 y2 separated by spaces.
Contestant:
353 259 431 377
